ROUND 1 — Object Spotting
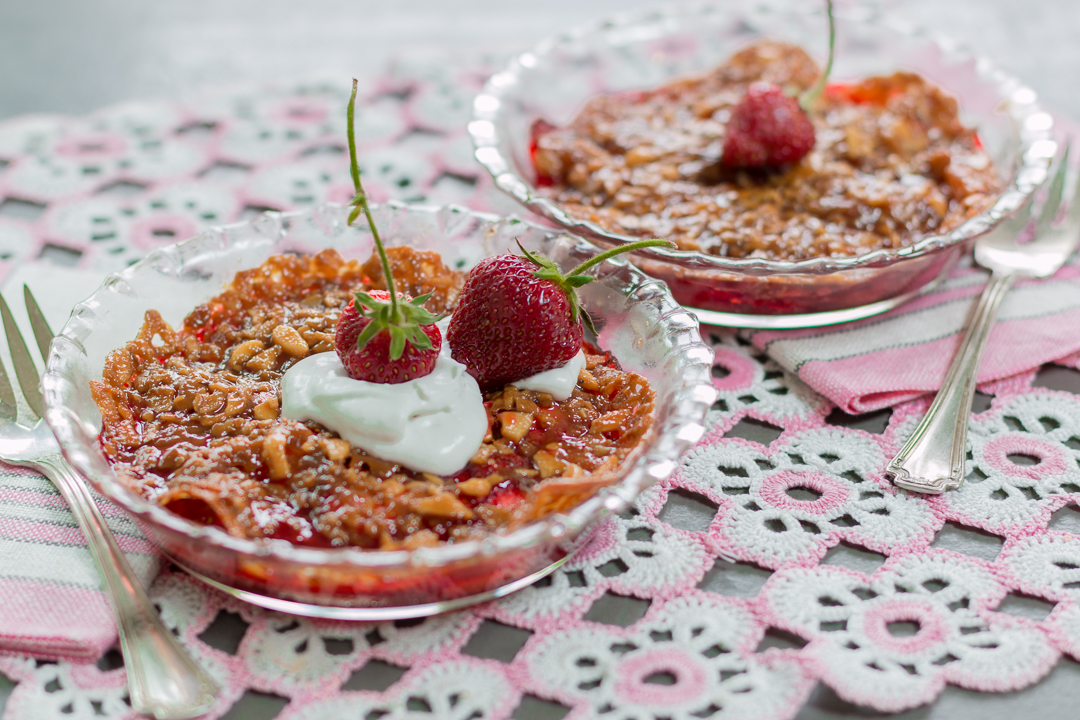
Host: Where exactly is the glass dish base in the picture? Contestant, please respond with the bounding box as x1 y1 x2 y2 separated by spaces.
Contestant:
690 275 947 329
174 556 570 621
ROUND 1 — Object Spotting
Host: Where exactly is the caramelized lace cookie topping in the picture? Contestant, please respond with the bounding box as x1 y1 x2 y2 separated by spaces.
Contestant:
90 247 654 549
532 40 1002 261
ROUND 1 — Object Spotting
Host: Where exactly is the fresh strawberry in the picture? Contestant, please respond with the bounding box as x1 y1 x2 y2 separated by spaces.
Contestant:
448 238 673 390
448 255 580 389
721 0 835 171
335 290 441 383
721 83 816 168
336 78 442 384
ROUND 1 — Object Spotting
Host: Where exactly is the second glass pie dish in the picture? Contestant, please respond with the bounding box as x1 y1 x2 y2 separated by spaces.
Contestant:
469 2 1055 328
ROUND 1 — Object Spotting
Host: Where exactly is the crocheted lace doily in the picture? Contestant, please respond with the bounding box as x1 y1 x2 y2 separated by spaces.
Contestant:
1 59 1079 719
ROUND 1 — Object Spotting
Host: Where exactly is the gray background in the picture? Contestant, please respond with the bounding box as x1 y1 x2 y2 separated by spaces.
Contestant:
1 0 1079 718
2 0 1079 122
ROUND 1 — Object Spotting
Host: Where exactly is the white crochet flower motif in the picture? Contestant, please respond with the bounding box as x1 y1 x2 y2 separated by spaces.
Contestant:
938 392 1080 532
0 655 132 720
681 427 934 567
525 593 813 720
1002 532 1080 659
763 553 1060 712
487 513 710 628
284 657 517 720
240 606 473 692
702 332 825 428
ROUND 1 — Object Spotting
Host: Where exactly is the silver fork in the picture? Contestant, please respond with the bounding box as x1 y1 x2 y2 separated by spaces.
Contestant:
888 143 1080 494
0 286 218 719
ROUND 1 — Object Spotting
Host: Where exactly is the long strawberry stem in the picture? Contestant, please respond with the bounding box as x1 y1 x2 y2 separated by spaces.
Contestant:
565 238 674 277
346 78 400 324
799 0 835 111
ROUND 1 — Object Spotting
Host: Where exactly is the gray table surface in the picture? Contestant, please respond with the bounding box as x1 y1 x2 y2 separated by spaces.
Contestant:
2 1 1079 719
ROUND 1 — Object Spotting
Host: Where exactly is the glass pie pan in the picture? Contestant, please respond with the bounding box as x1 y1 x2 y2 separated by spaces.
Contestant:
468 2 1056 328
41 202 717 620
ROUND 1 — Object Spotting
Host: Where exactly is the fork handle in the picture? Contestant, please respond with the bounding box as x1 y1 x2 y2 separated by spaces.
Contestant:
887 271 1016 494
36 455 218 719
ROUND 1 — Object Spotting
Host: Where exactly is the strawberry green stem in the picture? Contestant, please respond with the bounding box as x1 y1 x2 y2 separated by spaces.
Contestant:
798 0 835 111
517 237 675 336
565 238 674 277
346 78 401 324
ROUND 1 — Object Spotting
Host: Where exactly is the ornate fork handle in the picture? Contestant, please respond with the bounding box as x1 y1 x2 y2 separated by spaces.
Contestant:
34 453 217 720
887 271 1015 494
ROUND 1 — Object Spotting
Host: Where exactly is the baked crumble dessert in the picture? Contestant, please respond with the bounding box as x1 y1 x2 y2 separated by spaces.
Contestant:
532 39 1002 261
90 246 655 550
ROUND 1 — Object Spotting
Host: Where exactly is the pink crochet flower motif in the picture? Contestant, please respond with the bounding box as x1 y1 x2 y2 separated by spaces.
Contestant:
762 552 1059 712
679 427 935 567
935 391 1080 534
525 593 814 720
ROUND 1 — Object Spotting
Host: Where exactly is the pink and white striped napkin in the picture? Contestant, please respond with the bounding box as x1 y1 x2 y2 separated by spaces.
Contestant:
0 264 160 662
0 466 159 661
745 255 1080 414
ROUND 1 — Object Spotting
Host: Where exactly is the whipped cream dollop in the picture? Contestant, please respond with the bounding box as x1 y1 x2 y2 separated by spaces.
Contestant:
281 351 488 477
513 350 585 401
280 313 587 475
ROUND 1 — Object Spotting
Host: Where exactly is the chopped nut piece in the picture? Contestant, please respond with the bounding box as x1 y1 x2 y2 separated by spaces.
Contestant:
245 346 281 372
498 411 533 442
253 396 280 421
456 474 504 497
379 478 406 498
224 393 251 417
513 395 539 414
470 444 495 465
272 325 309 358
193 391 226 416
411 493 475 520
532 450 564 479
262 428 290 480
320 437 350 461
578 369 600 392
228 340 265 372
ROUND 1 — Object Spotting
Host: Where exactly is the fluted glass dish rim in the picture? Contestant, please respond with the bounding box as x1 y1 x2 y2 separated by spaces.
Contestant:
469 1 1056 278
41 201 716 576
